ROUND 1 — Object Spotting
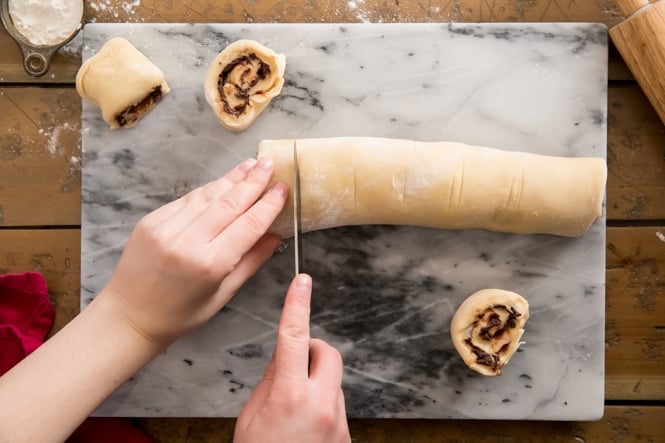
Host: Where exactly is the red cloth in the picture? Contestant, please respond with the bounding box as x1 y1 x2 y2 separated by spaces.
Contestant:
0 272 156 443
0 272 55 374
67 418 156 443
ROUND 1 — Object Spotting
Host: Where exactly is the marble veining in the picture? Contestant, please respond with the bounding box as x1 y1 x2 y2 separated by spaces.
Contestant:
81 23 607 419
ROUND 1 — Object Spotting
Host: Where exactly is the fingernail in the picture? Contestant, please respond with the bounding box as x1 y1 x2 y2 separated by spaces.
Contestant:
257 157 273 173
295 274 311 290
269 183 287 197
239 158 258 173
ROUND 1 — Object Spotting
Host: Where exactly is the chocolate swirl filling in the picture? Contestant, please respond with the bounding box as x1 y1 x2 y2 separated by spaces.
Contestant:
115 86 164 128
217 53 271 117
464 305 521 374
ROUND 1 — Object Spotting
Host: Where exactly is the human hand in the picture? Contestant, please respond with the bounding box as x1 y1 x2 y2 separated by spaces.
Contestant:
100 157 288 346
234 274 351 443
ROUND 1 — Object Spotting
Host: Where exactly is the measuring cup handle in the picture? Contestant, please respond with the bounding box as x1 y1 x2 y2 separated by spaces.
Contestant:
20 47 57 77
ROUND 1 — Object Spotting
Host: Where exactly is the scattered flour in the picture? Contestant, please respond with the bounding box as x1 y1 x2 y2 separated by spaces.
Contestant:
45 126 63 155
43 122 76 157
8 0 83 46
40 122 82 176
347 0 371 23
88 0 141 17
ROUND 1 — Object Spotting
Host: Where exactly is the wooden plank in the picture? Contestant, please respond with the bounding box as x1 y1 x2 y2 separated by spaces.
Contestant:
609 42 634 82
0 30 81 84
606 227 665 401
607 85 665 221
1 227 663 401
137 405 665 442
0 1 631 84
82 0 623 26
0 87 81 227
0 229 80 335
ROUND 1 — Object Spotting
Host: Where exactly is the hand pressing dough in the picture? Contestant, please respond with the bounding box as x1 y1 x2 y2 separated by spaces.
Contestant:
204 40 286 131
76 37 170 129
257 137 607 237
450 289 529 376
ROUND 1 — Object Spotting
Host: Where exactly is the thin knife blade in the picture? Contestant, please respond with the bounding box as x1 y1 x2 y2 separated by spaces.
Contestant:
293 140 304 275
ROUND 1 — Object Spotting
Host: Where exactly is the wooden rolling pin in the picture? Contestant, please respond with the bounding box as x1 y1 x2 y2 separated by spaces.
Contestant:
610 0 665 125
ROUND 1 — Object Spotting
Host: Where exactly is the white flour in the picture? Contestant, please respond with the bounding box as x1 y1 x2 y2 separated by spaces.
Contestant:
8 0 83 46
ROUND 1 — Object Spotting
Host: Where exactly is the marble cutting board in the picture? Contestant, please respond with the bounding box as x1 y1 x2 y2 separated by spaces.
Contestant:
80 23 607 420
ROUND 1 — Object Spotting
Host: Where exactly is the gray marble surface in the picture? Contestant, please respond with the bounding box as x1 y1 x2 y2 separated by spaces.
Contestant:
81 23 607 419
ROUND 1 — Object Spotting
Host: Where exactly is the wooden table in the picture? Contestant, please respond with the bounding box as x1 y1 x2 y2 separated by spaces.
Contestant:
1 1 663 441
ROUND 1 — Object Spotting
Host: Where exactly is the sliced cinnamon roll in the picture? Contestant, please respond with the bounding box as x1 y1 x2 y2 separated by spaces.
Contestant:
76 37 170 129
451 289 529 376
204 39 286 131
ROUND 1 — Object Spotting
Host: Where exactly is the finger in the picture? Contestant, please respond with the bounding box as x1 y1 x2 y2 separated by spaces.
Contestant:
153 157 258 234
184 157 276 242
272 274 313 388
308 338 344 390
213 234 282 307
210 182 287 269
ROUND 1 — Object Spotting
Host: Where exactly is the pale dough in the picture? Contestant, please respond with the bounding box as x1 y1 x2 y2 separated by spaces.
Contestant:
76 37 170 129
450 289 529 376
257 137 607 238
204 39 286 131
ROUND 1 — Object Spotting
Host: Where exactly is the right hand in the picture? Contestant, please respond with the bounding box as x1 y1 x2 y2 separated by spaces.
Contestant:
234 274 351 443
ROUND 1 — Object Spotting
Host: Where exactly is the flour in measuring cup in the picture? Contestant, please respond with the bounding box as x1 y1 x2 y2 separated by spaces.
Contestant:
8 0 83 46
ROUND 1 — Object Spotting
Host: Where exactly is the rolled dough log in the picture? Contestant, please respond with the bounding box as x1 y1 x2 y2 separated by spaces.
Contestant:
450 289 529 376
257 137 607 238
204 40 286 131
76 37 170 129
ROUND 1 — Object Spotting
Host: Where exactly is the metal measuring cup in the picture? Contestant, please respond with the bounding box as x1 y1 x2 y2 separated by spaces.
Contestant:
0 0 83 77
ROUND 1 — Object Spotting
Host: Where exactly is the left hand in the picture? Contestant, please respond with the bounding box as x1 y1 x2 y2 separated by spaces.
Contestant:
100 157 288 347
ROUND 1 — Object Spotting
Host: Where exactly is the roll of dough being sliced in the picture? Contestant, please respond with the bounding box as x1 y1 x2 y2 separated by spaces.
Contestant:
450 289 529 376
257 137 607 238
204 39 286 131
76 37 170 129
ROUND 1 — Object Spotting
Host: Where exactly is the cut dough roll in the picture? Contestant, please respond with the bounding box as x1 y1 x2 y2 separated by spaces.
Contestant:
76 37 170 129
257 137 607 237
204 39 286 131
450 289 529 376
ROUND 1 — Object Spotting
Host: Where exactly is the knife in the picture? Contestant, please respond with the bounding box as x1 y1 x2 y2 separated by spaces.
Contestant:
293 140 304 275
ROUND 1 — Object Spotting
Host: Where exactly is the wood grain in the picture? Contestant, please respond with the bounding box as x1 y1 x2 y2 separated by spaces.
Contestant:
0 87 81 227
609 1 665 125
136 405 665 442
607 85 665 221
80 0 623 26
606 227 665 401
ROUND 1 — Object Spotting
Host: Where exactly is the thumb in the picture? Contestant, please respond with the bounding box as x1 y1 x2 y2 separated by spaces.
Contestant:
272 274 312 390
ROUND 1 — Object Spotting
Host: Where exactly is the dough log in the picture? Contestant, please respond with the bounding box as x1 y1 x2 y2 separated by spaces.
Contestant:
204 40 286 131
450 289 529 376
76 37 170 129
257 137 607 237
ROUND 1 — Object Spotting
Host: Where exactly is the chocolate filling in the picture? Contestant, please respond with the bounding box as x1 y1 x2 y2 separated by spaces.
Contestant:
218 53 271 117
115 86 164 128
465 339 500 370
467 305 521 371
